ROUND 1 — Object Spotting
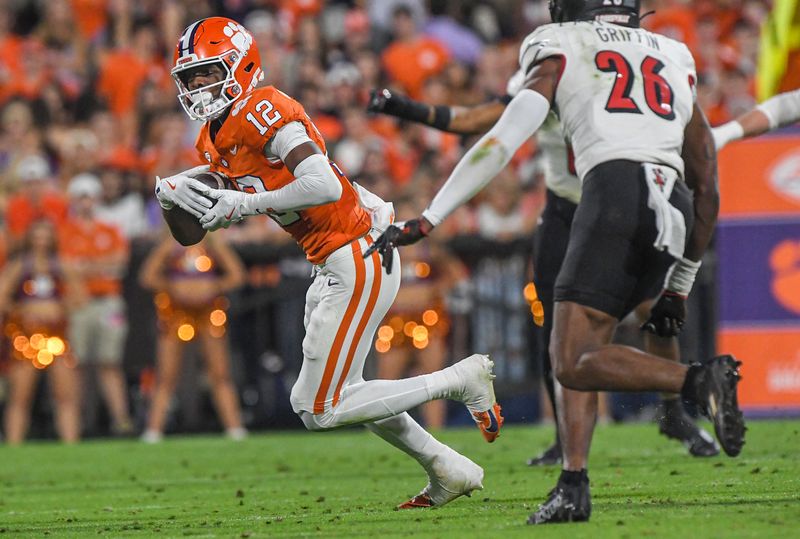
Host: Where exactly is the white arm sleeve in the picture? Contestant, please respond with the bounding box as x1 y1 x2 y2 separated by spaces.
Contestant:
242 153 342 214
267 121 314 161
422 89 550 226
756 88 800 129
712 121 744 151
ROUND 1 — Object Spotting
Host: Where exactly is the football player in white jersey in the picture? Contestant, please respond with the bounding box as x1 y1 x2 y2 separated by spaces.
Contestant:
367 0 746 523
370 65 775 462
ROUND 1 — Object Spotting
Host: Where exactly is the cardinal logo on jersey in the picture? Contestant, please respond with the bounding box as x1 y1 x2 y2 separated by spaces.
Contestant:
653 168 667 191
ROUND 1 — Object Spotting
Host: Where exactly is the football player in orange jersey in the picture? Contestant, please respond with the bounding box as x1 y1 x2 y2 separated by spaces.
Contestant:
154 17 503 509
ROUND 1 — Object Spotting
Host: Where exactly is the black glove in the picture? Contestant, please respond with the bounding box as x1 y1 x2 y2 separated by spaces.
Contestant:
363 218 432 274
641 290 687 337
367 88 431 124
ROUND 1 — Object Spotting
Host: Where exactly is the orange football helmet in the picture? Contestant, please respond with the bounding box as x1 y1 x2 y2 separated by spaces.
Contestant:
172 17 264 121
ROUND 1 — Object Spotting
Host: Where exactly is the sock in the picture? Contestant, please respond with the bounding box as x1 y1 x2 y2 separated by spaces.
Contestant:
365 413 447 469
661 396 682 418
680 363 705 404
559 469 589 486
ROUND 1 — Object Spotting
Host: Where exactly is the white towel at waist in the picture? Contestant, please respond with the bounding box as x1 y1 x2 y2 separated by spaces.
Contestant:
643 163 686 259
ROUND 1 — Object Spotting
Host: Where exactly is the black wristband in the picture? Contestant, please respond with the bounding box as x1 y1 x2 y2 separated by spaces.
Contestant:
385 95 432 124
431 105 451 130
498 94 514 105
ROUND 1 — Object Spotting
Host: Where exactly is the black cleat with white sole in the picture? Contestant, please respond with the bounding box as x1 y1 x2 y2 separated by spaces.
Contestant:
684 355 746 457
527 476 591 525
657 402 720 457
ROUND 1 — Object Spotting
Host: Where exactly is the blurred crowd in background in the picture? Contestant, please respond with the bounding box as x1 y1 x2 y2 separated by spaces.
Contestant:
0 0 783 442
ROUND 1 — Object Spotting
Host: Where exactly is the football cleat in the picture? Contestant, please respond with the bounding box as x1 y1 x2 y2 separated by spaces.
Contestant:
657 402 719 457
450 354 504 443
528 479 591 525
694 355 746 457
398 447 484 509
527 442 563 466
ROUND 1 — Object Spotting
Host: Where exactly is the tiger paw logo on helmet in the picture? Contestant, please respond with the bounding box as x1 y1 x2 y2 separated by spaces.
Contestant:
770 240 800 315
223 21 253 54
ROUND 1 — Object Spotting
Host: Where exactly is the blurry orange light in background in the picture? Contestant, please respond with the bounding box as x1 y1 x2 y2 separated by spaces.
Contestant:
30 333 45 350
177 324 195 341
37 349 54 366
195 255 213 272
422 310 438 326
210 309 227 326
13 335 28 351
403 321 417 336
389 316 404 331
412 326 428 341
375 339 391 353
524 282 538 302
154 292 170 309
46 337 66 355
377 325 394 340
414 262 431 278
413 337 429 350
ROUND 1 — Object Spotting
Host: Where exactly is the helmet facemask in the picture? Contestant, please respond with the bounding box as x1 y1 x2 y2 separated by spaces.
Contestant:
172 51 245 122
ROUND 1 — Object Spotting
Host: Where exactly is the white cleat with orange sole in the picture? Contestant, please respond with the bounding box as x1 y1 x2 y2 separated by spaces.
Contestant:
398 447 484 509
450 354 504 443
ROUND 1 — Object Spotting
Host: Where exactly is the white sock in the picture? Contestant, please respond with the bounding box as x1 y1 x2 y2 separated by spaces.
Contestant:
366 412 447 469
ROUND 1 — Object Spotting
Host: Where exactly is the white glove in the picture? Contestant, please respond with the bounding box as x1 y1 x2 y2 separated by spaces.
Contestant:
154 165 214 217
198 188 250 231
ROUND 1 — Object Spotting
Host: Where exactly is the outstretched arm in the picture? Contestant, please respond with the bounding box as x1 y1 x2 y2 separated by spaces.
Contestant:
713 88 800 150
365 57 563 271
367 88 508 135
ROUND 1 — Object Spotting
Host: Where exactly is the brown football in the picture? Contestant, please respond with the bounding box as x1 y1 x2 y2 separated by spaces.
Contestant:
163 171 233 246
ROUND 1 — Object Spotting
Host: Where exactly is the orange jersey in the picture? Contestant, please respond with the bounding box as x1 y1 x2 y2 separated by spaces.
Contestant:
59 219 128 297
195 86 371 264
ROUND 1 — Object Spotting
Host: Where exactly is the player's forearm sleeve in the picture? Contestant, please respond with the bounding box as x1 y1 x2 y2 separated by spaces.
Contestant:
422 89 550 226
757 88 800 129
243 153 342 214
712 121 744 151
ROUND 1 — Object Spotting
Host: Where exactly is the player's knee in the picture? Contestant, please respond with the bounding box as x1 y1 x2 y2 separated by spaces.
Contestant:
555 351 596 390
296 410 336 432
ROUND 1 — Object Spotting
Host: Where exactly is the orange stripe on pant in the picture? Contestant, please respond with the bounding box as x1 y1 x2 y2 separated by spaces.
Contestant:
313 240 366 414
332 243 383 408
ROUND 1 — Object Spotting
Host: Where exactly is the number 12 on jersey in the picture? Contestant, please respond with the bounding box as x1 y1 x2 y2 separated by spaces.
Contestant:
246 99 283 135
595 51 675 120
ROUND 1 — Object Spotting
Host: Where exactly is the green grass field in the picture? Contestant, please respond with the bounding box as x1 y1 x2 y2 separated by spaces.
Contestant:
1 420 798 538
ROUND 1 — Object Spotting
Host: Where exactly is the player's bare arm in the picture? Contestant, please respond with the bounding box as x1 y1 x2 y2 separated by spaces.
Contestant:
367 57 561 270
682 103 720 263
368 88 507 135
643 104 719 338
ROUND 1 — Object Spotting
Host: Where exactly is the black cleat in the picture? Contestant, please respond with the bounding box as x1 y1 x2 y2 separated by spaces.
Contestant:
527 479 591 525
692 355 746 457
527 442 562 466
657 403 720 457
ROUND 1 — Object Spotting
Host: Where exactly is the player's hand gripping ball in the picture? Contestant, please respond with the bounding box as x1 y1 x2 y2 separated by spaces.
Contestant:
162 170 233 245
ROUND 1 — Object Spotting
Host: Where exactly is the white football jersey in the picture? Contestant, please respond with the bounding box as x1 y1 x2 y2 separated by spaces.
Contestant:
519 21 697 181
506 69 581 204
